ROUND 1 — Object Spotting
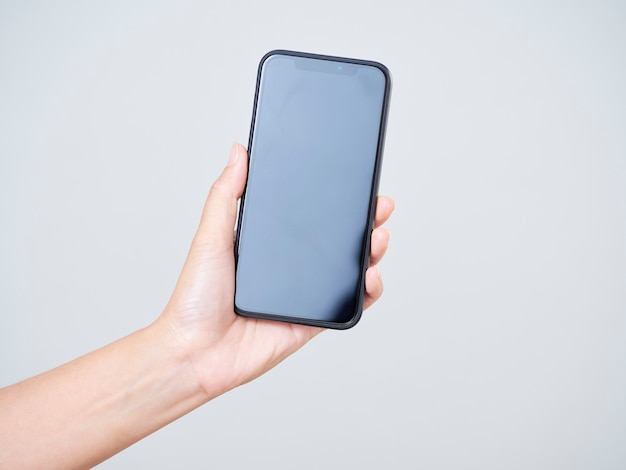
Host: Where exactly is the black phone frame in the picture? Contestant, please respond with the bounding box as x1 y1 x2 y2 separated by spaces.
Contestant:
234 49 392 330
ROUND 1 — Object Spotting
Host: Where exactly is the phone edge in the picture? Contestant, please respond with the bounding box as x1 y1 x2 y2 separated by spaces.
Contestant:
233 49 393 331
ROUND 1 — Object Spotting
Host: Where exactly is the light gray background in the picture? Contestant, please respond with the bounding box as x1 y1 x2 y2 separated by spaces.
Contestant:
1 1 625 468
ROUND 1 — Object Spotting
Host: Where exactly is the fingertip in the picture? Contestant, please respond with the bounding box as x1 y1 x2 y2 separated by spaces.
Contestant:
372 264 381 281
370 227 390 266
237 142 248 161
227 142 238 166
375 226 390 243
217 142 248 198
366 265 383 297
379 196 395 211
374 196 395 227
363 265 384 311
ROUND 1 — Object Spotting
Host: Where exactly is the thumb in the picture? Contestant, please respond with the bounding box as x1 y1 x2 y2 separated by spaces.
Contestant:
193 143 248 254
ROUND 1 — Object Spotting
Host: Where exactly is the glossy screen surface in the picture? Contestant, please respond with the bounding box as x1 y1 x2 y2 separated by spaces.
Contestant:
235 53 387 325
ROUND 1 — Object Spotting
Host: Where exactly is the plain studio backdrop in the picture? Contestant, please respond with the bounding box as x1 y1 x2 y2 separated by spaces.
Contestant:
1 1 625 468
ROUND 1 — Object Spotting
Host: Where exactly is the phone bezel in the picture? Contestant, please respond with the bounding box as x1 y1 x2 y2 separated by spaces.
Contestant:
234 49 392 330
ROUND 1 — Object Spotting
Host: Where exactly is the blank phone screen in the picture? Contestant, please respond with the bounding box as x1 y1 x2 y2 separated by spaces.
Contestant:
235 52 388 326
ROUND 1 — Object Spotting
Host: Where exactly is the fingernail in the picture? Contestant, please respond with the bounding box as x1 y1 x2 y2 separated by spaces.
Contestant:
227 143 240 166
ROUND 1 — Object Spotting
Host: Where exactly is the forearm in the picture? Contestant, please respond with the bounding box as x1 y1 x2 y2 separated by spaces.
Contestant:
0 322 208 469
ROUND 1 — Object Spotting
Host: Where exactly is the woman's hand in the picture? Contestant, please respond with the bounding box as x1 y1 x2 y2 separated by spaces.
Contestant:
156 143 395 399
0 143 394 469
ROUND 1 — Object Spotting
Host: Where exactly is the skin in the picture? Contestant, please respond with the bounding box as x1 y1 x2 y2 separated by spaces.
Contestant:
0 143 395 469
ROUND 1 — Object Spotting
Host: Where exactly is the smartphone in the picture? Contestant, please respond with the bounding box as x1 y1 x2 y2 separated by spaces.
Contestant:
234 50 391 329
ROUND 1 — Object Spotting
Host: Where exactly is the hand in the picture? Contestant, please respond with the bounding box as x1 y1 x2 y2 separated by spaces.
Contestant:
156 143 395 399
0 143 394 468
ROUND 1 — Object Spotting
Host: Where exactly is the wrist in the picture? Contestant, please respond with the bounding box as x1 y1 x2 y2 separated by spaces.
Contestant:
148 315 214 404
